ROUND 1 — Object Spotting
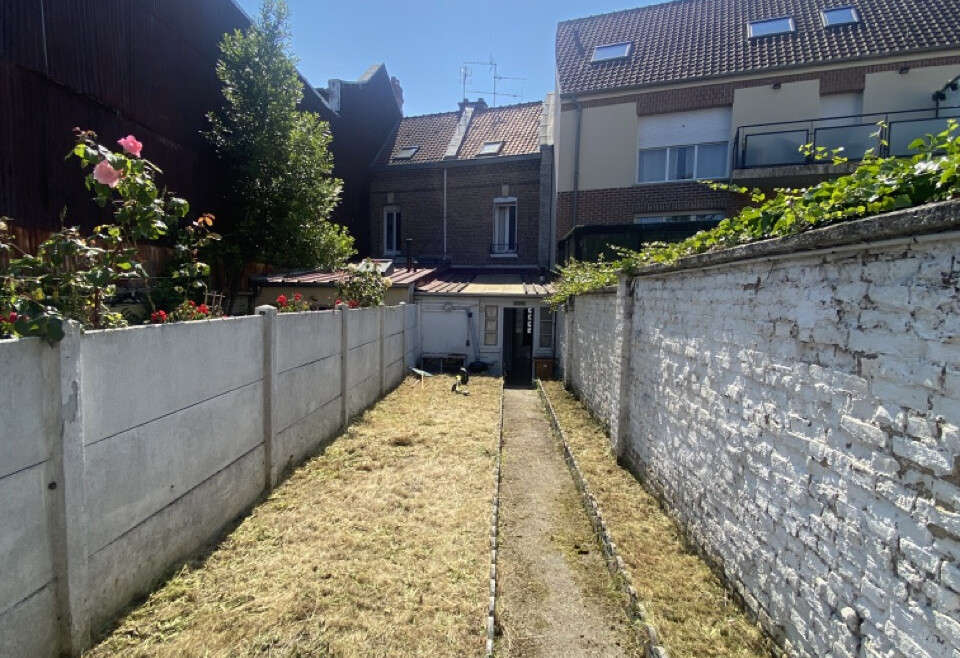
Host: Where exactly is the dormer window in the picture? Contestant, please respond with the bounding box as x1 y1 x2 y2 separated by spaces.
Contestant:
821 7 860 27
394 146 419 160
591 42 632 62
478 141 504 156
748 16 795 37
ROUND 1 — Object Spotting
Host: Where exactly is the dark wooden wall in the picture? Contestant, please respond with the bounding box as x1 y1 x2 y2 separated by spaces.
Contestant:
0 0 334 239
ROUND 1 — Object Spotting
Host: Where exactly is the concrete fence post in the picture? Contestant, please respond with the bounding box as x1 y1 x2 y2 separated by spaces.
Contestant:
562 302 574 388
401 304 408 370
256 305 278 489
48 322 90 655
340 308 349 430
379 307 386 396
613 277 635 461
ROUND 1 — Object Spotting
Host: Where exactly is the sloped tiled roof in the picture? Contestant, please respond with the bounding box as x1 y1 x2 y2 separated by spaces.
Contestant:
456 102 543 159
556 0 960 96
375 101 543 166
374 112 460 166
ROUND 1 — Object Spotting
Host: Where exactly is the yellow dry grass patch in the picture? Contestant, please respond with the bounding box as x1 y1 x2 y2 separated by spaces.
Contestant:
86 375 501 658
541 381 774 658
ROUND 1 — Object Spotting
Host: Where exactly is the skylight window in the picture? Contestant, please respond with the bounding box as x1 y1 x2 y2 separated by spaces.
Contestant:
821 7 860 26
748 16 796 38
591 42 632 62
478 141 504 156
394 146 419 160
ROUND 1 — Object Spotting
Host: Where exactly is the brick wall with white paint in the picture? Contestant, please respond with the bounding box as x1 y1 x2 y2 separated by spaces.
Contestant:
562 202 960 657
564 291 620 434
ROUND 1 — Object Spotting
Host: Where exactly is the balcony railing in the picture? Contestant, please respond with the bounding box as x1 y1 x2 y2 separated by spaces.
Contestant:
734 106 960 169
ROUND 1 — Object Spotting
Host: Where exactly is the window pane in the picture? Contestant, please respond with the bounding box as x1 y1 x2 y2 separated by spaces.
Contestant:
484 305 498 345
592 42 631 62
822 7 858 26
668 146 695 180
749 17 794 37
696 142 728 179
638 148 667 183
538 309 553 348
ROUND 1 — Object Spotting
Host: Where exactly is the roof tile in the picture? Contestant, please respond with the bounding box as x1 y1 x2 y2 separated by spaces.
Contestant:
557 0 960 96
375 101 543 166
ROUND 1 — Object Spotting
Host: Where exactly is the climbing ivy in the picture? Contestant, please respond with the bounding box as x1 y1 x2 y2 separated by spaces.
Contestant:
550 121 960 307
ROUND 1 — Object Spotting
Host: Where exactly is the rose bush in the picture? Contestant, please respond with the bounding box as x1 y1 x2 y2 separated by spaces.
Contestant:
336 259 391 308
276 292 310 313
0 129 218 341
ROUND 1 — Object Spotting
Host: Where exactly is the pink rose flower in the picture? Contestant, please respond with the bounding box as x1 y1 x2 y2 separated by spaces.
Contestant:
93 160 122 188
117 135 143 157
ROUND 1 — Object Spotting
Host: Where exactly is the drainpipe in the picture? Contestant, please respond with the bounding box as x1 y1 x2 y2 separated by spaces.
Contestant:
443 167 448 261
572 97 583 230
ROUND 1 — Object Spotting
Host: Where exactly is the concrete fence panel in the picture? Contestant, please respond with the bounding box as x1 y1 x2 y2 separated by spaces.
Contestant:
273 311 343 479
0 339 60 658
404 303 420 369
345 308 381 418
80 318 266 634
0 303 421 657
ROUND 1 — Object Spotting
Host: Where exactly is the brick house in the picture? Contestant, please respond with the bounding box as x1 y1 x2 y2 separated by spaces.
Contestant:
554 0 960 260
368 99 558 382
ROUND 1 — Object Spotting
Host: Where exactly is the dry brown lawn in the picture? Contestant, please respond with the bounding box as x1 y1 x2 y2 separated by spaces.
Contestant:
541 381 774 658
85 375 501 658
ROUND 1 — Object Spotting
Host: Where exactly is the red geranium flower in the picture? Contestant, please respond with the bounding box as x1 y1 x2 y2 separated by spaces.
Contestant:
277 294 288 307
293 293 303 302
348 300 359 309
198 304 209 315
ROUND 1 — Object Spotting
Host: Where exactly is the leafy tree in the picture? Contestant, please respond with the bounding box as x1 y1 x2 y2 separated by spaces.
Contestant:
206 0 354 307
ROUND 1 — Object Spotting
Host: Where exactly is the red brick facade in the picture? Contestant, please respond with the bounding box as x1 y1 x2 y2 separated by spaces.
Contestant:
370 157 543 266
556 183 749 239
560 54 960 116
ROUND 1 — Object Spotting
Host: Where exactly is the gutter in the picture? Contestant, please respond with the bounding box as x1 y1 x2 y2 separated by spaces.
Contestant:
572 97 582 230
443 167 448 260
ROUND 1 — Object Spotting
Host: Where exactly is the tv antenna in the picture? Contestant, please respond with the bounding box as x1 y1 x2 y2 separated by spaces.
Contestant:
461 57 525 106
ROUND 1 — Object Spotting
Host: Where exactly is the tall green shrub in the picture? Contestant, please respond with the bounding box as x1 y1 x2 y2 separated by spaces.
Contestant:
206 0 354 304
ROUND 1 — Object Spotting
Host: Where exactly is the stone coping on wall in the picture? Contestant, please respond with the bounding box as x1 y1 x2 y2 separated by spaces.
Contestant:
627 198 960 279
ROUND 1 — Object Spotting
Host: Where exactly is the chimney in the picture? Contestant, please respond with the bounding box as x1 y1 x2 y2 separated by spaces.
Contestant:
391 76 404 112
458 98 488 113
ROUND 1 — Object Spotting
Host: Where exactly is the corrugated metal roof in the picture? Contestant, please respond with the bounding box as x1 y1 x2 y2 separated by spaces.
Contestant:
253 264 444 287
416 269 555 297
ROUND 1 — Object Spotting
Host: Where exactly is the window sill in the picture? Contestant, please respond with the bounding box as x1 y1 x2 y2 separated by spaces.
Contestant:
489 252 519 258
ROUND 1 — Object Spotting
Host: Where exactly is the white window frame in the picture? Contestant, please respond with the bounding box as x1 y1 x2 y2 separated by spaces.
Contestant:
821 7 859 27
537 307 554 349
591 42 632 62
383 206 401 256
483 305 499 346
492 197 518 256
748 16 796 38
636 142 729 184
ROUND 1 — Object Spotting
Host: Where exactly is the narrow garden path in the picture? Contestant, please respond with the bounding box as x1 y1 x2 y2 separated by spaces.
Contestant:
541 381 773 658
495 388 640 657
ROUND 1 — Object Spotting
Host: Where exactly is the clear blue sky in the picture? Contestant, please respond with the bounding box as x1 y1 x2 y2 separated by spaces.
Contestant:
232 0 660 116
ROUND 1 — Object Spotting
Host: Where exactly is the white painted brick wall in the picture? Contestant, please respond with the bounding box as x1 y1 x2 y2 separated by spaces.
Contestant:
564 291 620 433
567 221 960 657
